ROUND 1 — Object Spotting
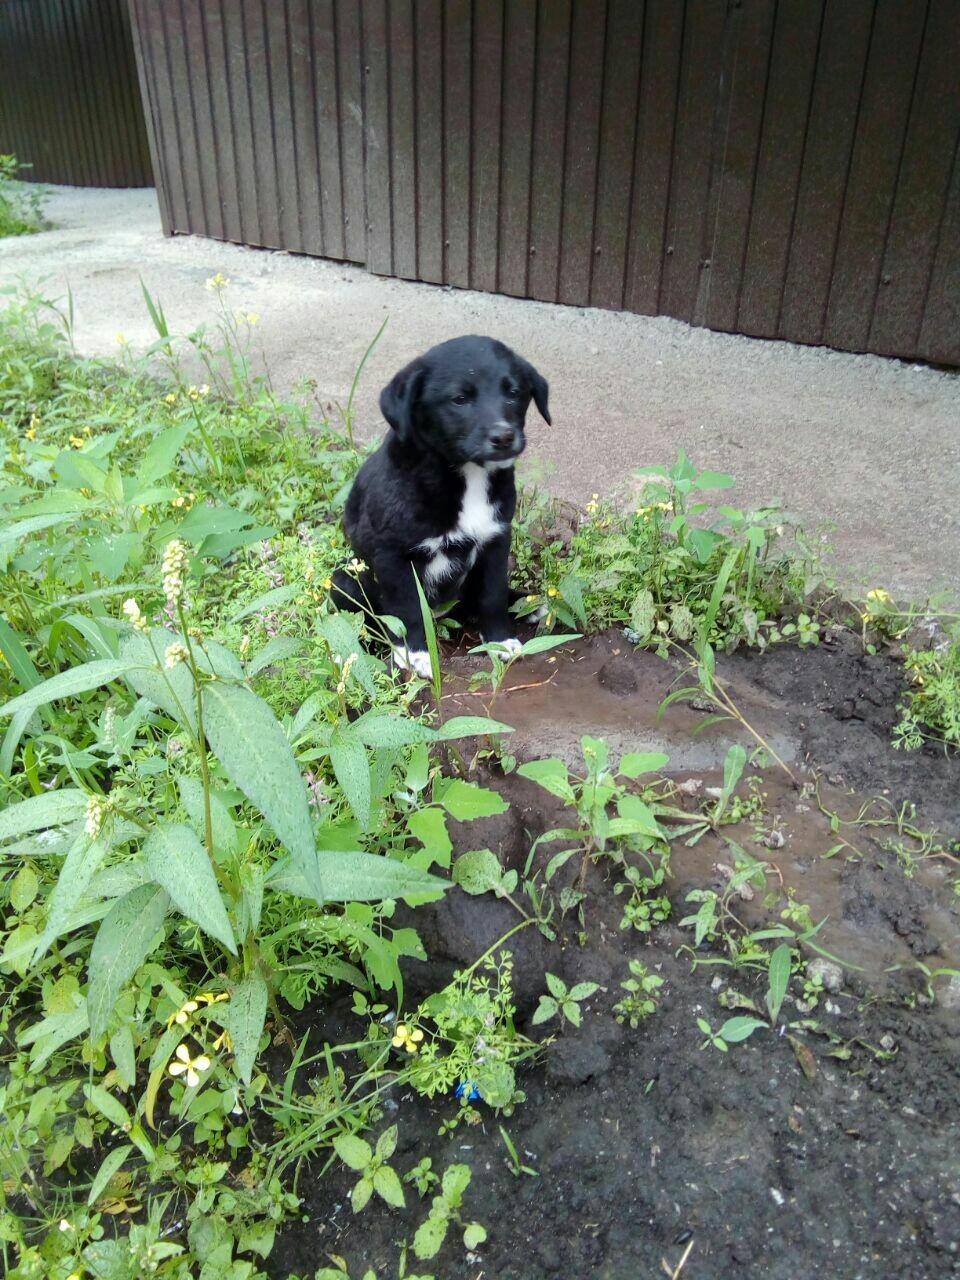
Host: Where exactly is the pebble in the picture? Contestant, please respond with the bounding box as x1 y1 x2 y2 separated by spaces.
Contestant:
807 958 844 993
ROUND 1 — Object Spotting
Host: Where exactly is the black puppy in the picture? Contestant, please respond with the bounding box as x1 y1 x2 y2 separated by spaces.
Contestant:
331 335 551 676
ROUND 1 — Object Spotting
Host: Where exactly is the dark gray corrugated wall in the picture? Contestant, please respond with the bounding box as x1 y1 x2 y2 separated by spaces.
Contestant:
129 0 960 365
0 0 152 187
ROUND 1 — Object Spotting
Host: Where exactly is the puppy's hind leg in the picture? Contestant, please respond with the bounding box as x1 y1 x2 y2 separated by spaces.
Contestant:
330 564 381 616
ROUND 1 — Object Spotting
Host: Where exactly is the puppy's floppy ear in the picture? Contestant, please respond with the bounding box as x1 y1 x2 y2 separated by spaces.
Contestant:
379 360 426 442
518 357 551 425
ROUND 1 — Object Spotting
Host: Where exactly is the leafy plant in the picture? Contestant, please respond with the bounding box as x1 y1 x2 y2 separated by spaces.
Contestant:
333 1124 406 1213
412 1163 486 1261
0 155 45 237
531 972 600 1028
612 960 664 1027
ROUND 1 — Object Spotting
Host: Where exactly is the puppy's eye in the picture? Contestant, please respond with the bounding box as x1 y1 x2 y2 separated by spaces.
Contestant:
452 393 468 406
507 386 521 399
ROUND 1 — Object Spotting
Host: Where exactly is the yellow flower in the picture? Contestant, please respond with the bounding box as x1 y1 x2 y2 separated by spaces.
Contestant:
237 309 259 325
391 1023 425 1054
122 598 150 632
163 392 177 405
238 633 251 659
187 384 209 401
205 272 230 291
547 587 559 598
83 424 93 436
198 991 229 1004
167 999 199 1027
525 594 538 603
348 557 367 574
164 641 189 669
866 588 892 604
322 576 333 590
167 1043 211 1087
115 332 127 346
69 434 85 449
25 413 40 440
212 1028 233 1052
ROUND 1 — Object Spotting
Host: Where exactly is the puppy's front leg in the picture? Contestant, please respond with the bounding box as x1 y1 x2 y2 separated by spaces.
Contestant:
371 551 432 678
471 534 522 657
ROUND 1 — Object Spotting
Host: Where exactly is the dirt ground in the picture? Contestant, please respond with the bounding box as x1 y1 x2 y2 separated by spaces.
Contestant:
269 631 960 1280
2 186 959 604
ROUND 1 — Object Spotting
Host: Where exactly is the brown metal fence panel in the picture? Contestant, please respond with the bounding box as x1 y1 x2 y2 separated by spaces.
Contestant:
0 0 151 187
129 0 959 364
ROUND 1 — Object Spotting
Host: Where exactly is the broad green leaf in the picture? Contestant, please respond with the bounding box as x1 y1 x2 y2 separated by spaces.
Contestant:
0 513 73 566
436 715 514 739
407 808 452 868
121 630 197 731
268 850 447 905
0 789 86 842
333 1132 373 1172
202 681 321 901
413 1215 448 1261
246 635 305 677
373 1164 405 1209
452 848 503 896
329 740 372 830
717 1015 767 1044
177 775 238 856
562 1000 582 1027
569 981 600 1001
611 793 666 842
463 1223 487 1249
83 1083 131 1130
138 423 192 486
545 972 567 1000
87 883 169 1043
765 944 792 1024
10 866 39 912
87 1144 133 1207
344 712 437 749
0 616 40 691
439 779 509 821
618 751 670 778
33 834 110 962
0 659 139 721
229 583 301 624
227 972 267 1084
375 1124 398 1161
351 1177 374 1213
516 757 575 802
177 502 256 543
317 613 378 697
144 823 237 955
532 997 558 1025
695 470 736 491
110 1025 137 1089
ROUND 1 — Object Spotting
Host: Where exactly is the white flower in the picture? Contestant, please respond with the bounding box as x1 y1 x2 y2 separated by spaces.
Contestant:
164 641 189 669
167 1043 211 1088
122 598 150 632
161 539 188 608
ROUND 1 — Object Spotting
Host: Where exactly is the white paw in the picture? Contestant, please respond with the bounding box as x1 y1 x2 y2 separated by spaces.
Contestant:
484 636 523 658
392 647 433 679
524 604 548 623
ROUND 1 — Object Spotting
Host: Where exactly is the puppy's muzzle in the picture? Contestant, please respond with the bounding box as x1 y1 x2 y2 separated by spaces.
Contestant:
487 423 523 460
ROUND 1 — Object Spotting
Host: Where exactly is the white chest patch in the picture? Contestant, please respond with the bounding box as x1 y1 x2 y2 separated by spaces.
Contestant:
418 462 506 561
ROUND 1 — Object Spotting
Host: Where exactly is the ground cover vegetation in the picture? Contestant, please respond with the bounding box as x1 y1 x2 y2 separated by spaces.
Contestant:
1 276 957 1279
0 156 46 239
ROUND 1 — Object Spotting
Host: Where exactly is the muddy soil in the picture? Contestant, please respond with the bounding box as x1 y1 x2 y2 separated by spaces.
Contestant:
270 632 960 1280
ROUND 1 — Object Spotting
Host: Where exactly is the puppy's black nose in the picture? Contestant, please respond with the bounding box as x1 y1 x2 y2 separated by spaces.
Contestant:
490 427 515 451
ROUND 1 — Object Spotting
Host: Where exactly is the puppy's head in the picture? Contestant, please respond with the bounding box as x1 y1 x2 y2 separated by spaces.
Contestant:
379 335 551 467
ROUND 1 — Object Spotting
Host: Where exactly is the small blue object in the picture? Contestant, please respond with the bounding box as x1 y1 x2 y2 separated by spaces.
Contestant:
455 1081 480 1102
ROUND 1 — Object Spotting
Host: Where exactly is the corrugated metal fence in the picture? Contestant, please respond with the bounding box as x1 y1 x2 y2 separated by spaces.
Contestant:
0 0 152 187
130 0 959 364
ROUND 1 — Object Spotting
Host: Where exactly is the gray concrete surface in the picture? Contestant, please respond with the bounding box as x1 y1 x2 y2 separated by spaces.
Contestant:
2 186 958 603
